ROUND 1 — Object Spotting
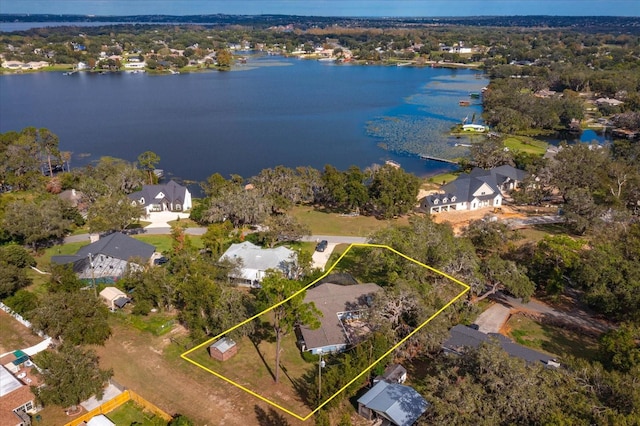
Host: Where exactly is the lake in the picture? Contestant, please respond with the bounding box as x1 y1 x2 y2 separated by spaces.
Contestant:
0 56 488 186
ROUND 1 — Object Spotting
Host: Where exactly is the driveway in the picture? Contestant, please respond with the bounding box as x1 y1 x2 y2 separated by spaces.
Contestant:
475 291 612 337
311 242 337 271
505 215 563 229
474 303 511 333
144 211 191 228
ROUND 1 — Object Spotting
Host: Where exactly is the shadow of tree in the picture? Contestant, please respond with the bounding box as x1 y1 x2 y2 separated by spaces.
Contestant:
254 405 291 426
249 322 277 382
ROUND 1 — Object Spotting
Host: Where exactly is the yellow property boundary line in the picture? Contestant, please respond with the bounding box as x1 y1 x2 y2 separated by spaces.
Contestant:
181 243 470 421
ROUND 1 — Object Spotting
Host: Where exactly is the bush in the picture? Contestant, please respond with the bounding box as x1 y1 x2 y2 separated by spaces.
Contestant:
132 300 152 316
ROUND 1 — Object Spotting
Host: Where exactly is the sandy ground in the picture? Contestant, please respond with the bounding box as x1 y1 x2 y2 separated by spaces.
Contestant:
430 204 524 234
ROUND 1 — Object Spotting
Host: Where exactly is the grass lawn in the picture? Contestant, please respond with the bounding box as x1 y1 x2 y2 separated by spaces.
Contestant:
113 311 177 336
106 400 167 426
503 136 548 155
0 310 43 354
133 234 203 254
290 205 407 237
187 325 316 416
426 171 461 186
505 313 600 362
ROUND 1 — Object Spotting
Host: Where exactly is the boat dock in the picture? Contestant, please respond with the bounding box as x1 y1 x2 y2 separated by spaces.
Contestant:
419 155 458 164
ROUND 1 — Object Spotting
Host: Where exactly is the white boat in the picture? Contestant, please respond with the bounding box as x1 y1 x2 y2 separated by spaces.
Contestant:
462 124 489 133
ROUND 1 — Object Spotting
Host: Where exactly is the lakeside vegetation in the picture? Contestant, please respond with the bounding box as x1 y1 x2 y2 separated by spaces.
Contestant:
0 14 639 425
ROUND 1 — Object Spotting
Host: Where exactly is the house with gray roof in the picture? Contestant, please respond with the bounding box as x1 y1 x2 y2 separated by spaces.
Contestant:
219 242 296 287
443 324 559 367
298 283 382 355
128 180 192 214
51 232 155 283
357 380 429 426
420 165 526 214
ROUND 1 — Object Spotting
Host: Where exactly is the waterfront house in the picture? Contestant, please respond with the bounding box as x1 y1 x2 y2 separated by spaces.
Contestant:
420 165 525 214
297 283 382 355
128 180 192 214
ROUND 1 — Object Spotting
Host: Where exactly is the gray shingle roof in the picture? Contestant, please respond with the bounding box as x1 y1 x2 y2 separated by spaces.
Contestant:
299 283 382 352
358 381 429 426
75 232 155 262
424 166 526 208
128 180 188 207
443 324 557 365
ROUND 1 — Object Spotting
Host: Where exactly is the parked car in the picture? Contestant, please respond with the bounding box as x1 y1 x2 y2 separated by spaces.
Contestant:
315 240 328 252
154 256 169 265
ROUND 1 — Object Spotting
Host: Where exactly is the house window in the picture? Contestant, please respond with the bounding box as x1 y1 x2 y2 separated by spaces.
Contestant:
433 199 439 204
139 197 145 204
14 400 34 413
481 191 486 195
442 197 448 203
451 196 456 202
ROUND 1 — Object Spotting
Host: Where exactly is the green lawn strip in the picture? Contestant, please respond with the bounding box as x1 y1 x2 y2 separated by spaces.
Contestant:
290 205 406 236
503 136 548 155
107 400 166 426
505 313 599 362
426 171 461 186
133 234 203 254
113 311 177 336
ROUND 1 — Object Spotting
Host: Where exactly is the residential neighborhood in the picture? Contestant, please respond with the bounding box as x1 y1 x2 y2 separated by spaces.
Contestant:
0 10 639 426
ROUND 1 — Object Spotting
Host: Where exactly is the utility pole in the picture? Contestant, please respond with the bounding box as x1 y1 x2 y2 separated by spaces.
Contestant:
88 253 96 297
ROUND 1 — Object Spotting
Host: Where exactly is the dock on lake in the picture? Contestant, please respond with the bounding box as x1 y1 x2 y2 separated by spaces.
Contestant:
419 155 458 164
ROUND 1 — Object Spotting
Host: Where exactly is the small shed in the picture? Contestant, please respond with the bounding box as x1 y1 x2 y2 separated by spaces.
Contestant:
208 337 237 361
99 287 130 310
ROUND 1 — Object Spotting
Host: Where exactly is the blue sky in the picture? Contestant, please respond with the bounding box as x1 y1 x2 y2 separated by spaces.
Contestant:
1 1 638 17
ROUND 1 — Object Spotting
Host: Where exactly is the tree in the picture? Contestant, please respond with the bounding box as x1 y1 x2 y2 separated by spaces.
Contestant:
368 165 421 218
478 254 535 302
0 261 31 299
30 291 111 345
137 150 160 184
470 138 514 169
599 323 640 372
33 345 113 410
0 244 35 268
86 193 145 233
463 219 510 255
262 214 311 248
3 290 38 317
2 197 72 248
216 49 233 69
257 272 321 383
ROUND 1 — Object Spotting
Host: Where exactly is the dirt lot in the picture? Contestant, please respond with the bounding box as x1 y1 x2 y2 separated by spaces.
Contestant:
93 323 310 426
429 204 524 234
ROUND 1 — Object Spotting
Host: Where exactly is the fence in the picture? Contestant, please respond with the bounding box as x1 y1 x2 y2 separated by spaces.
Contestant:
64 390 172 426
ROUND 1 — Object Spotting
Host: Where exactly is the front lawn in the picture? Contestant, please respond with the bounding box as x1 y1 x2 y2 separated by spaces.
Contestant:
503 136 548 155
290 205 407 236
